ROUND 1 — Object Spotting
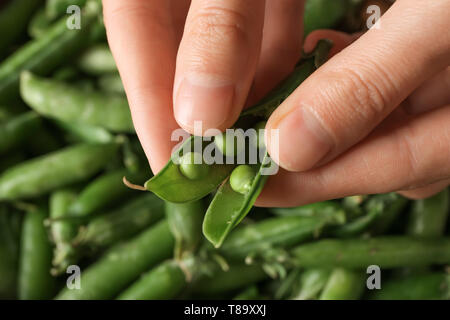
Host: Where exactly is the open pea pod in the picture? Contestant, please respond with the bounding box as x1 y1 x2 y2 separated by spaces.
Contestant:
203 40 333 247
145 136 235 203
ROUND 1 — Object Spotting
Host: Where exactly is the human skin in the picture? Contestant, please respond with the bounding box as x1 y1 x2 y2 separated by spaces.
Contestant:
103 0 450 207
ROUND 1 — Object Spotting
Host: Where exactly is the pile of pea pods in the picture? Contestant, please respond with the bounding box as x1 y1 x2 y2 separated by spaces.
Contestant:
1 0 449 301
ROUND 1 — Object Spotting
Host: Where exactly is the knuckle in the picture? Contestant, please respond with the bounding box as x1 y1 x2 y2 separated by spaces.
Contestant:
188 6 250 52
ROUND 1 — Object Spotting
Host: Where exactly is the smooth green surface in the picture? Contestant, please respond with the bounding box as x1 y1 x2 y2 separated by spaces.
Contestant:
319 268 365 300
78 43 117 75
21 71 133 133
229 165 256 195
293 269 331 300
0 143 118 200
0 111 42 154
56 220 174 300
75 193 165 248
179 152 210 180
304 0 349 35
18 208 56 300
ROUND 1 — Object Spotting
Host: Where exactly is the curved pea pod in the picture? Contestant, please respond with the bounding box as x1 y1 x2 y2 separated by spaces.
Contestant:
220 213 346 261
319 268 365 300
78 43 117 75
98 73 125 95
56 220 174 300
166 200 205 260
369 273 450 300
304 0 349 36
290 236 450 269
117 260 187 300
54 119 114 144
145 136 235 203
327 205 381 238
20 71 133 133
406 188 449 238
270 201 344 217
18 207 57 300
0 206 22 299
0 111 42 154
0 0 43 54
49 189 79 276
0 142 119 201
74 193 165 248
68 169 137 218
0 0 101 103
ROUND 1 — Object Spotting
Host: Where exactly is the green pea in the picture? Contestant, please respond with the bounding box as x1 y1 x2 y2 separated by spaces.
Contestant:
229 165 256 195
214 130 245 157
253 121 267 149
179 152 209 180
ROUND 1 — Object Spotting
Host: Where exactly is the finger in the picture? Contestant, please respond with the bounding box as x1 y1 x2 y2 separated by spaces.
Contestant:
397 180 450 200
257 105 450 207
404 67 450 115
103 0 179 173
266 0 450 172
249 0 305 104
170 0 191 44
173 0 266 134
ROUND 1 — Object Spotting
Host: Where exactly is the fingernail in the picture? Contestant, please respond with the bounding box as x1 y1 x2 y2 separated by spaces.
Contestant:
272 107 332 172
174 77 234 132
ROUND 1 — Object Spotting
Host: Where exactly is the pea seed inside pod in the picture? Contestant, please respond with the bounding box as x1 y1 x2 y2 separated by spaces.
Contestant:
253 121 267 149
214 130 245 157
230 165 256 195
179 152 209 180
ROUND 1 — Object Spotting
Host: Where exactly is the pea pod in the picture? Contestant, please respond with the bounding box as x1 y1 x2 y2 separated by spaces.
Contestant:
78 43 117 75
203 40 333 248
68 169 137 218
367 193 409 235
0 0 101 103
369 273 450 300
74 193 165 248
166 200 205 260
0 0 43 54
20 71 134 133
406 188 449 238
328 205 381 238
304 0 349 36
46 0 87 20
233 286 262 300
319 268 365 300
270 201 343 217
0 206 22 299
117 260 187 300
0 111 42 154
98 73 125 95
18 207 56 300
220 213 345 261
145 136 235 203
0 142 118 201
292 268 331 300
56 220 174 300
28 8 53 39
54 119 114 144
291 236 450 269
49 189 78 276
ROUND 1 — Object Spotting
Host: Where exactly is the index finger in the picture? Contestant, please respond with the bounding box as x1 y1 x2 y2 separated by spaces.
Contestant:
102 0 180 173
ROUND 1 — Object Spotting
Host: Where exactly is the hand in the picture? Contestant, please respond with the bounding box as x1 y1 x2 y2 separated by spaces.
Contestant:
103 0 306 172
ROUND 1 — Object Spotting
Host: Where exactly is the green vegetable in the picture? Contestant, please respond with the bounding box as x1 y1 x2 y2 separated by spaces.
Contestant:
179 152 210 180
214 130 245 157
291 236 450 269
292 268 331 300
166 200 205 260
74 194 165 248
46 0 88 20
78 44 117 75
233 286 261 300
304 0 349 35
18 207 56 300
319 268 365 300
68 169 135 218
369 273 450 300
98 73 125 95
0 111 42 154
117 260 187 300
54 119 114 144
20 71 134 133
0 0 101 103
406 188 449 238
0 143 118 200
49 189 78 276
28 8 52 39
0 0 43 54
56 220 174 300
229 165 257 195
